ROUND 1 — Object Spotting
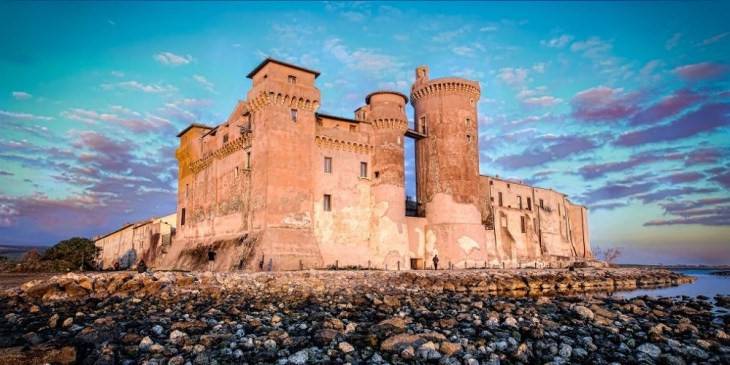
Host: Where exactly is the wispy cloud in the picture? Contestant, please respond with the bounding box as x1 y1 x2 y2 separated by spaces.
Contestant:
101 80 177 93
540 34 573 48
0 110 53 121
496 67 529 87
153 51 193 66
665 32 682 50
11 91 32 100
698 32 729 47
192 74 216 93
673 62 729 81
323 38 402 75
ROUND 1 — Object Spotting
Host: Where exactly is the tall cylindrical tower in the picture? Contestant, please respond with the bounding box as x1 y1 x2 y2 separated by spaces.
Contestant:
363 91 410 268
411 66 485 267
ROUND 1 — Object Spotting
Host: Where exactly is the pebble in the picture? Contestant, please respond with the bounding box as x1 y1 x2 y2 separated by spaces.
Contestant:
0 269 722 365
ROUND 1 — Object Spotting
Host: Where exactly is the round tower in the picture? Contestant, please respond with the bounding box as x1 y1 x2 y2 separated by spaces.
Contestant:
410 65 485 267
364 91 410 269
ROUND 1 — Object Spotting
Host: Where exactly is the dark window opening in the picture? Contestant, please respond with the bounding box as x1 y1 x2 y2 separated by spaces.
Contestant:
290 109 298 122
527 197 532 211
518 196 523 210
181 208 186 226
466 134 472 143
323 194 331 211
246 151 251 169
498 192 503 207
375 171 380 178
288 75 297 84
540 199 544 209
223 134 229 144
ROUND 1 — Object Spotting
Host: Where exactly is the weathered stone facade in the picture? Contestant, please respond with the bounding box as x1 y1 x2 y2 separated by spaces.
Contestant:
94 214 176 269
98 58 593 271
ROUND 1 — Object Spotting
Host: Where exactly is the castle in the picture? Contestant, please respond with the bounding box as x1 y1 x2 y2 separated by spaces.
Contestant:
95 58 593 271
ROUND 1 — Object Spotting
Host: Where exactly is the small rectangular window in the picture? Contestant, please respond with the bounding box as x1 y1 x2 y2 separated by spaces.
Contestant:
246 151 251 169
466 134 472 143
498 192 503 207
466 118 471 126
360 162 368 178
527 197 532 211
324 157 332 173
288 75 296 84
290 109 298 122
235 166 239 178
374 171 380 178
540 199 544 209
223 134 229 144
517 196 522 210
181 208 186 226
521 216 526 233
323 194 331 212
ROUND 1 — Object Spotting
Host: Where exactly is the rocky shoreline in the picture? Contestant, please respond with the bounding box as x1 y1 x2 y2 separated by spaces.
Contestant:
1 268 728 364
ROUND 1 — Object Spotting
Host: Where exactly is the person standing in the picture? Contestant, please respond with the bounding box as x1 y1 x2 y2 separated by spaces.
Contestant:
432 254 439 270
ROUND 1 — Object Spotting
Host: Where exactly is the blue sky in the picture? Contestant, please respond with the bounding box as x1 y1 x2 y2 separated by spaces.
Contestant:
1 2 728 264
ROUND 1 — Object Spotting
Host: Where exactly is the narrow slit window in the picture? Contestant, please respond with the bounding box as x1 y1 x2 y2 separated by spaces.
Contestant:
181 208 186 226
520 216 526 233
323 194 331 212
517 196 523 210
466 134 472 143
185 184 189 198
235 166 239 178
290 109 298 122
246 151 251 169
498 192 503 207
360 162 368 178
540 199 544 209
324 157 332 173
527 197 532 211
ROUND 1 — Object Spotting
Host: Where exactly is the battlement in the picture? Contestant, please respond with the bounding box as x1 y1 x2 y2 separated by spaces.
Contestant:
410 77 481 102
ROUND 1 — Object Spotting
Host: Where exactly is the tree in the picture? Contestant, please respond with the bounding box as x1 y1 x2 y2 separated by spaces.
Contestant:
593 245 622 265
42 237 99 270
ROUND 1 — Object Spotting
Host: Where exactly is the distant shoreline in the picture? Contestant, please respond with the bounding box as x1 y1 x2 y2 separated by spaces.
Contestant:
615 263 730 270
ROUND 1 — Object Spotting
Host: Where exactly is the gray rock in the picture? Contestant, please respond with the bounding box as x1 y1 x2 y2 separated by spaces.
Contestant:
152 324 164 336
288 349 308 365
559 343 572 358
264 339 278 351
636 343 661 358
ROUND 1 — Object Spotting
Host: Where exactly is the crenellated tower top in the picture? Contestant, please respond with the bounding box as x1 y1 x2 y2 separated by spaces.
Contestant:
411 65 480 104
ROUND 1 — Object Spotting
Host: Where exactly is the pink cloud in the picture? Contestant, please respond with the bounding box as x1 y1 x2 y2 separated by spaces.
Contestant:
673 62 728 81
630 89 703 125
571 86 641 121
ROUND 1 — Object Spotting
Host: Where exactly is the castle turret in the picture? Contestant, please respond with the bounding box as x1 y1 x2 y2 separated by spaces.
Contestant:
361 91 410 268
410 66 485 267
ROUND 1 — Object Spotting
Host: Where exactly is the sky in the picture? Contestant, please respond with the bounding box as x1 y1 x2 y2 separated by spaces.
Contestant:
0 2 728 265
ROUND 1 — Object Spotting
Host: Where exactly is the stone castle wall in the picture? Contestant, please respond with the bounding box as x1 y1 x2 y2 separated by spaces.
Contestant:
95 58 594 271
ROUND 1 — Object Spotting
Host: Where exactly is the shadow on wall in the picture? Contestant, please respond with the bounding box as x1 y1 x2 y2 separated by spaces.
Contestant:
118 249 137 269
